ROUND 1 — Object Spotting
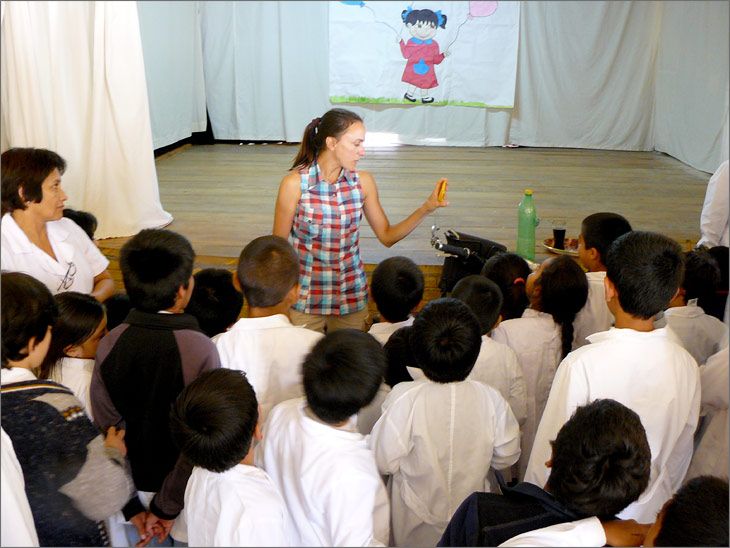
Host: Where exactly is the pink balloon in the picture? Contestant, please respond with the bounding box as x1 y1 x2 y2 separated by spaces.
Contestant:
469 0 498 17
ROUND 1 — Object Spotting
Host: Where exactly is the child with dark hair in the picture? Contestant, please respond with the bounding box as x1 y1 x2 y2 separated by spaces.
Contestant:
169 369 293 546
706 245 729 320
451 275 527 426
501 475 729 547
215 235 322 424
492 255 588 479
656 249 725 364
481 252 532 321
1 272 134 547
383 325 417 387
63 207 98 240
439 399 651 547
526 231 700 524
259 329 389 546
370 298 521 546
368 256 424 344
573 212 632 349
40 291 107 418
185 268 243 338
90 228 221 545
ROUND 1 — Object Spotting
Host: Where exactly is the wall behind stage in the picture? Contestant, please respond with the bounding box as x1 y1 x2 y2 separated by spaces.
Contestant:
139 1 729 173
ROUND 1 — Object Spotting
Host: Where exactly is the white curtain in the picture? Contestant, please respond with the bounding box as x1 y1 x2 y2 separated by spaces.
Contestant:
653 1 729 172
137 1 207 149
197 0 727 170
0 1 172 239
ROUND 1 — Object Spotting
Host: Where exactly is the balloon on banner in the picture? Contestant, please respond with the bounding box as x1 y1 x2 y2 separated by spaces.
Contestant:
340 1 366 6
469 1 498 17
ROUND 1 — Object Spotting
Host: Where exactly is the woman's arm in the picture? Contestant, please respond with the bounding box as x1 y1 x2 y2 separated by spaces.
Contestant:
91 270 115 302
361 171 447 248
272 172 302 238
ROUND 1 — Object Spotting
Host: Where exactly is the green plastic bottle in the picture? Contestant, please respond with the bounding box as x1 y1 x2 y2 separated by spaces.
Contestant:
516 189 539 261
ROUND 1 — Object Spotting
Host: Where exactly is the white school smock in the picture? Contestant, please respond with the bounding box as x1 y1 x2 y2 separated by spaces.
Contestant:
1 428 39 547
685 346 729 481
498 517 605 547
491 309 562 479
1 214 108 295
369 379 521 547
50 357 95 420
572 271 613 350
357 382 391 435
470 335 528 426
182 464 293 547
654 302 727 366
258 398 389 547
214 315 323 423
524 327 700 523
367 316 414 345
698 160 729 248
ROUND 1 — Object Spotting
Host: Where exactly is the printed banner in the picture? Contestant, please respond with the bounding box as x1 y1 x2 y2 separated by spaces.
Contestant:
329 1 520 108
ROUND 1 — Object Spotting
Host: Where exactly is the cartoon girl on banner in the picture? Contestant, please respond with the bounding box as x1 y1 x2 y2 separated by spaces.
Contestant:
399 8 449 104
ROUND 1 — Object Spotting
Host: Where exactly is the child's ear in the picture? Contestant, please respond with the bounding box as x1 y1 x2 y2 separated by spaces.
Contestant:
285 283 300 307
64 344 83 358
604 275 618 304
232 272 242 293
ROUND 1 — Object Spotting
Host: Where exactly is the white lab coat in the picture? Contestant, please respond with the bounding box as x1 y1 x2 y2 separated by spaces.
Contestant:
525 327 700 523
1 428 38 547
685 346 729 482
369 379 521 547
491 309 562 479
258 398 389 547
214 315 323 423
698 160 729 248
182 464 293 547
654 302 727 366
498 517 605 547
49 357 94 420
368 317 414 345
0 214 108 296
572 271 613 350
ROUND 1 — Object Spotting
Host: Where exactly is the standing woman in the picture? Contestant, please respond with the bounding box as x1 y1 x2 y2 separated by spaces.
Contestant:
1 148 115 301
273 108 447 333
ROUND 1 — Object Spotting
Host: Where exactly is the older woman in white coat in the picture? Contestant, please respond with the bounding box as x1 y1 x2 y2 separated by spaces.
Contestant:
1 148 114 301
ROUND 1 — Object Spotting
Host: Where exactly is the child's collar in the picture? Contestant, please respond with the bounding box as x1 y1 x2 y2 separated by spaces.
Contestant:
410 38 433 45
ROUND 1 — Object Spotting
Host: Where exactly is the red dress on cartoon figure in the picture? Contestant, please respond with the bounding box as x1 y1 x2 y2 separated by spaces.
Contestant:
399 39 445 90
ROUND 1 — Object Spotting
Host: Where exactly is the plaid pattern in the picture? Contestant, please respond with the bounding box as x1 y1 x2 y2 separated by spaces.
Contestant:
290 163 368 316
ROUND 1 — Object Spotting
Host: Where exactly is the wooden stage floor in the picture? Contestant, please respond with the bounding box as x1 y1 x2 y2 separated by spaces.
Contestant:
100 143 710 267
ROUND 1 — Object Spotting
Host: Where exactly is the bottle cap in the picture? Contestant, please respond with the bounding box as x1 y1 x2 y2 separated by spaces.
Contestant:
524 189 533 196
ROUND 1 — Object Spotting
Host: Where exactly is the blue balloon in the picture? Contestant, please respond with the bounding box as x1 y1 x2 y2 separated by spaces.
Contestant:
340 0 365 6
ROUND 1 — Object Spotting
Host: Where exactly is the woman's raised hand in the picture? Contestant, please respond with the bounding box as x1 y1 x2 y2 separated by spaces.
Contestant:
424 178 449 213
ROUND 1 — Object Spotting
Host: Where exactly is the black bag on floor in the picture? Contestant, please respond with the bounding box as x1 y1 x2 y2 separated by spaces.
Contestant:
437 231 507 296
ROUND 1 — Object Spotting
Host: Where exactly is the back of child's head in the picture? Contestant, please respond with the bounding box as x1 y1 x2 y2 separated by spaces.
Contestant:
410 298 482 383
303 329 385 424
536 256 589 359
169 368 258 473
237 235 299 308
185 268 243 337
104 293 132 330
708 246 729 288
1 272 58 368
651 475 729 547
383 326 416 387
451 275 503 335
580 212 632 266
481 252 531 320
371 256 424 322
63 208 98 240
605 231 684 319
120 228 195 312
547 398 651 519
40 292 105 379
682 249 721 307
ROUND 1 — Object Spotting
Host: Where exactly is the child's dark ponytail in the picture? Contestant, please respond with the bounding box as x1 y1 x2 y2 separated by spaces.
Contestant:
290 108 363 171
538 256 589 359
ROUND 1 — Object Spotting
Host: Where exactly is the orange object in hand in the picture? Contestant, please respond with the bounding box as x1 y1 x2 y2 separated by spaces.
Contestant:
437 179 448 202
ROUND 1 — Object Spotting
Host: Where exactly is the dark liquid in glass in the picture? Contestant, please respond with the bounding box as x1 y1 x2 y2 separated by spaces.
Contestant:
553 228 566 250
